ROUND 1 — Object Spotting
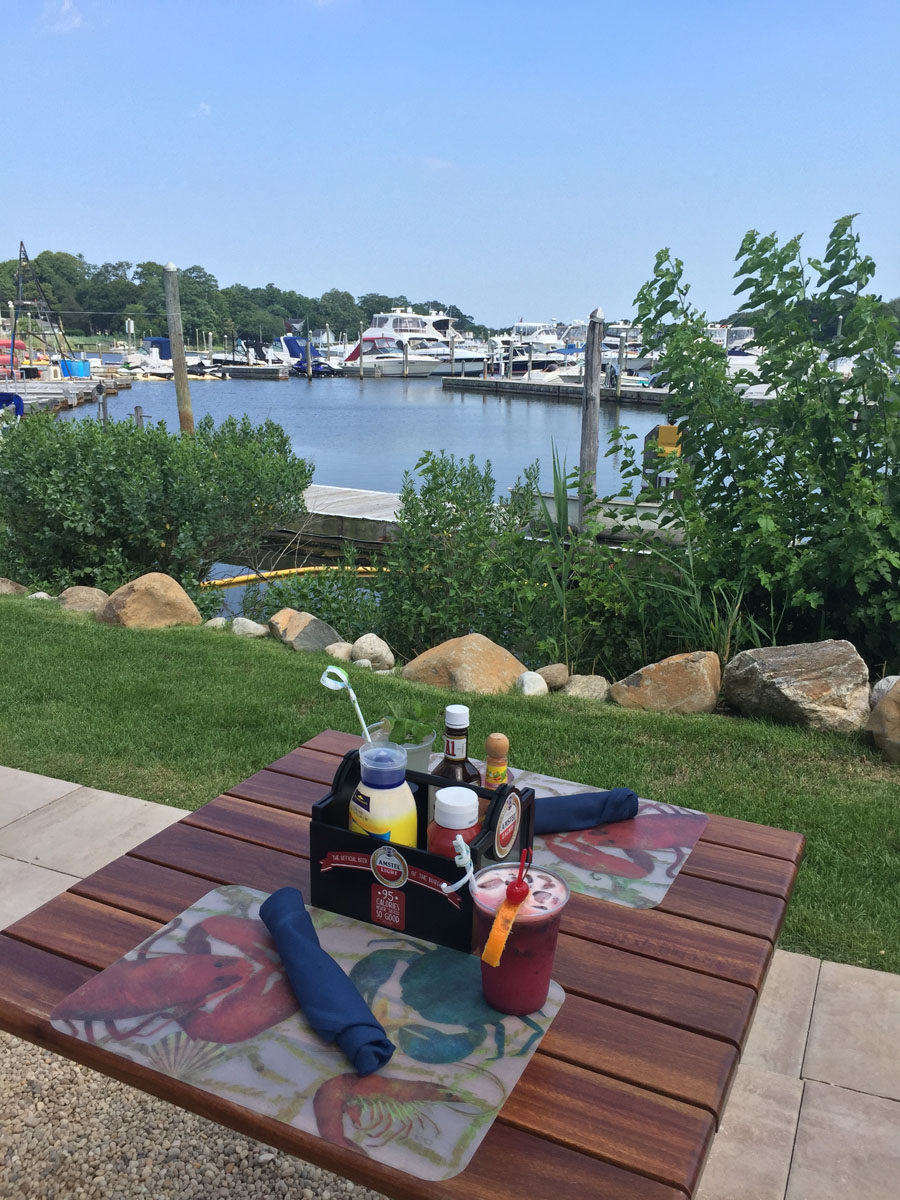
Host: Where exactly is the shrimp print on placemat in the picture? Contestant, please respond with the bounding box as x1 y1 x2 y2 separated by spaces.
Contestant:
512 767 708 908
50 885 563 1181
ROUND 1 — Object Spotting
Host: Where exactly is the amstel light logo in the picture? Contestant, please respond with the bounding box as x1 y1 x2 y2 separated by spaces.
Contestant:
370 845 408 888
494 791 521 859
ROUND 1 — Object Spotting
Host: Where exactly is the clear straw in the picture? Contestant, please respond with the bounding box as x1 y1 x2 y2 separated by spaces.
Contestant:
319 665 372 742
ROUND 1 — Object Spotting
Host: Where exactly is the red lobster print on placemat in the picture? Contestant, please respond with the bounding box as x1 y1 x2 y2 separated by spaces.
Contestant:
532 799 708 909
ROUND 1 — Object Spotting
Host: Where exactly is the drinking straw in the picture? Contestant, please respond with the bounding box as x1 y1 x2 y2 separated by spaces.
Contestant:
319 665 372 742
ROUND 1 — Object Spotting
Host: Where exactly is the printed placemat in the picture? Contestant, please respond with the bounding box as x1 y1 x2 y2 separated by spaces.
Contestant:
50 885 564 1181
513 767 708 909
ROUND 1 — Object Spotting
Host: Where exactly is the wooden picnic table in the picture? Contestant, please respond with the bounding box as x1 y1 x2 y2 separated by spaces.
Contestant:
0 731 805 1200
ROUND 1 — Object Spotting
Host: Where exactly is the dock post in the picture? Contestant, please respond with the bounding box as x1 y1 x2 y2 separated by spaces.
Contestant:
616 332 626 399
579 307 605 528
450 334 456 376
134 405 144 429
358 323 364 380
528 343 533 381
403 341 409 377
162 262 195 433
306 318 313 381
101 393 108 426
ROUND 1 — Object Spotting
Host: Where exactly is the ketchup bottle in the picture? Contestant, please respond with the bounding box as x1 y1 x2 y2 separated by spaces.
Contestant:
427 786 481 858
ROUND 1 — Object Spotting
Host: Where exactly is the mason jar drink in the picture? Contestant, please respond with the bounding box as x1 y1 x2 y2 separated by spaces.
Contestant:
470 864 569 1015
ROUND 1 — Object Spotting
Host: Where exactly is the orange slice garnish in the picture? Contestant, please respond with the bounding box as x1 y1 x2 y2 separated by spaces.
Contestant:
481 896 525 968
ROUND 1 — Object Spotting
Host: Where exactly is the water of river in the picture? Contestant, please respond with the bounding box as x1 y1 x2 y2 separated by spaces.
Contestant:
58 376 662 495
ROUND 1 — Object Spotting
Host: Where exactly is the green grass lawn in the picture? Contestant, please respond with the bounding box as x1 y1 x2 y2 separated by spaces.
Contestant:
1 598 898 974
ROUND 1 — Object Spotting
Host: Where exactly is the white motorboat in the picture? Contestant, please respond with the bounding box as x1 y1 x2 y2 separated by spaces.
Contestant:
363 308 487 375
340 336 435 377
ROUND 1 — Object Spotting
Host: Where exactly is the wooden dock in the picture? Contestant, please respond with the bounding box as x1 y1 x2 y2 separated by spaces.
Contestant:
240 483 673 572
441 375 668 406
8 377 131 415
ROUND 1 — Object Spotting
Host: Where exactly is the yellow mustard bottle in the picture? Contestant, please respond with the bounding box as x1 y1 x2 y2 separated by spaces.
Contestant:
349 741 418 848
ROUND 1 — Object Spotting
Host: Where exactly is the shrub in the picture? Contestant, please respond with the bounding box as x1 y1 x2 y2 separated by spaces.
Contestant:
0 413 313 591
242 544 379 642
374 451 542 660
605 215 900 673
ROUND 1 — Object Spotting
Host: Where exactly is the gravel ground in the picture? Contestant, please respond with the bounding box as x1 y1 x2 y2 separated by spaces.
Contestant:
1 1032 388 1200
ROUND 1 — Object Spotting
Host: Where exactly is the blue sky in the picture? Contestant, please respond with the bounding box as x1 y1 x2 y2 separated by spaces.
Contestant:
10 0 900 326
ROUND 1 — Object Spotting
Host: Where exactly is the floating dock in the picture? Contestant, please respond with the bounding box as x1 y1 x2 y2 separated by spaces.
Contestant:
9 377 131 415
441 376 667 406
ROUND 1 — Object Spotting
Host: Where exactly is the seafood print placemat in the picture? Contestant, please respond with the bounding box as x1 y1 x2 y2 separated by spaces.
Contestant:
50 885 564 1181
513 767 708 909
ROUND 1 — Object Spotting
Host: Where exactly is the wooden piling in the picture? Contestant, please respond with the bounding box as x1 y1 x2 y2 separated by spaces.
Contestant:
162 262 194 433
579 307 605 528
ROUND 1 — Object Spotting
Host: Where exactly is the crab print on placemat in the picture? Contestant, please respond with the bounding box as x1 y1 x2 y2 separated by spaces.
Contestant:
512 767 709 908
50 885 564 1181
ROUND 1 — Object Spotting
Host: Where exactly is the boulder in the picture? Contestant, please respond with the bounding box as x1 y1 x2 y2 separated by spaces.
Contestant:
0 578 26 596
871 676 900 709
401 633 528 695
537 663 569 690
57 586 108 614
232 617 269 638
610 651 721 715
722 640 870 733
269 608 341 653
269 608 305 644
351 633 394 671
325 641 353 662
96 573 202 630
561 675 610 702
27 592 53 600
352 658 372 670
865 680 900 764
516 671 549 697
204 617 229 630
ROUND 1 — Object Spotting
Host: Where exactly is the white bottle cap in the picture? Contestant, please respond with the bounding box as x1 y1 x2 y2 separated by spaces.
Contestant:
445 704 470 729
434 786 479 830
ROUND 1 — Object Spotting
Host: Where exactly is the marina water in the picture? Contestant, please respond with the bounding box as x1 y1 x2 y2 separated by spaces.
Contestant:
58 376 663 496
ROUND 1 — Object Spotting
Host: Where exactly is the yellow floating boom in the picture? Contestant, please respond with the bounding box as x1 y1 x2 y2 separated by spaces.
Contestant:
201 564 377 589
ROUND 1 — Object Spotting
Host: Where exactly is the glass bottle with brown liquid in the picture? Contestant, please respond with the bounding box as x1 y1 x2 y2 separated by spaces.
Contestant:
432 704 481 790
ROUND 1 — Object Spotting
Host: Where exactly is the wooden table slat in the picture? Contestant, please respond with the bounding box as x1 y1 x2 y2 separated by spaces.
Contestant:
681 842 798 899
184 794 311 856
564 892 771 989
4 893 160 969
225 770 325 812
700 813 805 864
656 873 787 943
553 935 755 1048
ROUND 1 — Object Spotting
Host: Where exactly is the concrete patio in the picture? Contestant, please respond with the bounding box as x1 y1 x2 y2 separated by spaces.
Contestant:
1 764 898 1199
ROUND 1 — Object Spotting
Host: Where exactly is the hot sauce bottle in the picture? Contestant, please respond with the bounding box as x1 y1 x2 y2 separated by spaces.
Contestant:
432 704 481 788
426 785 481 858
483 732 514 790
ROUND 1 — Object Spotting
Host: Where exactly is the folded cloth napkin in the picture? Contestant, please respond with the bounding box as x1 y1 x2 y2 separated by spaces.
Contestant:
534 788 639 835
259 887 395 1076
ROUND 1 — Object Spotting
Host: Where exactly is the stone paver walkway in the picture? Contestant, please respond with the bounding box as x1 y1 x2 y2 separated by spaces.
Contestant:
2 766 898 1198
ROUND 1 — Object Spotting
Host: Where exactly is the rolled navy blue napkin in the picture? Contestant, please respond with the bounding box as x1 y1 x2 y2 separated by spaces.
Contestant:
534 788 639 835
259 887 395 1076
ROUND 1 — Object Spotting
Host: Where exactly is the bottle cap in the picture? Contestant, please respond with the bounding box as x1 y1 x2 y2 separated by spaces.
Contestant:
485 732 509 758
445 704 470 729
358 741 407 789
434 786 479 830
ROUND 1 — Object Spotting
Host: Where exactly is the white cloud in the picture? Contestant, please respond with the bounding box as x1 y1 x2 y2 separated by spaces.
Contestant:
423 156 453 171
41 0 82 33
192 102 212 120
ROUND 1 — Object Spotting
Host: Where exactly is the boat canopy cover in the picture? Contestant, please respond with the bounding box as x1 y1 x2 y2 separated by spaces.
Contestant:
142 336 172 358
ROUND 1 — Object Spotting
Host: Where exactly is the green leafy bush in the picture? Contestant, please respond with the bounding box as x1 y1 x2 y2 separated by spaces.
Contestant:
0 413 313 591
374 451 543 661
605 215 900 672
242 544 379 642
